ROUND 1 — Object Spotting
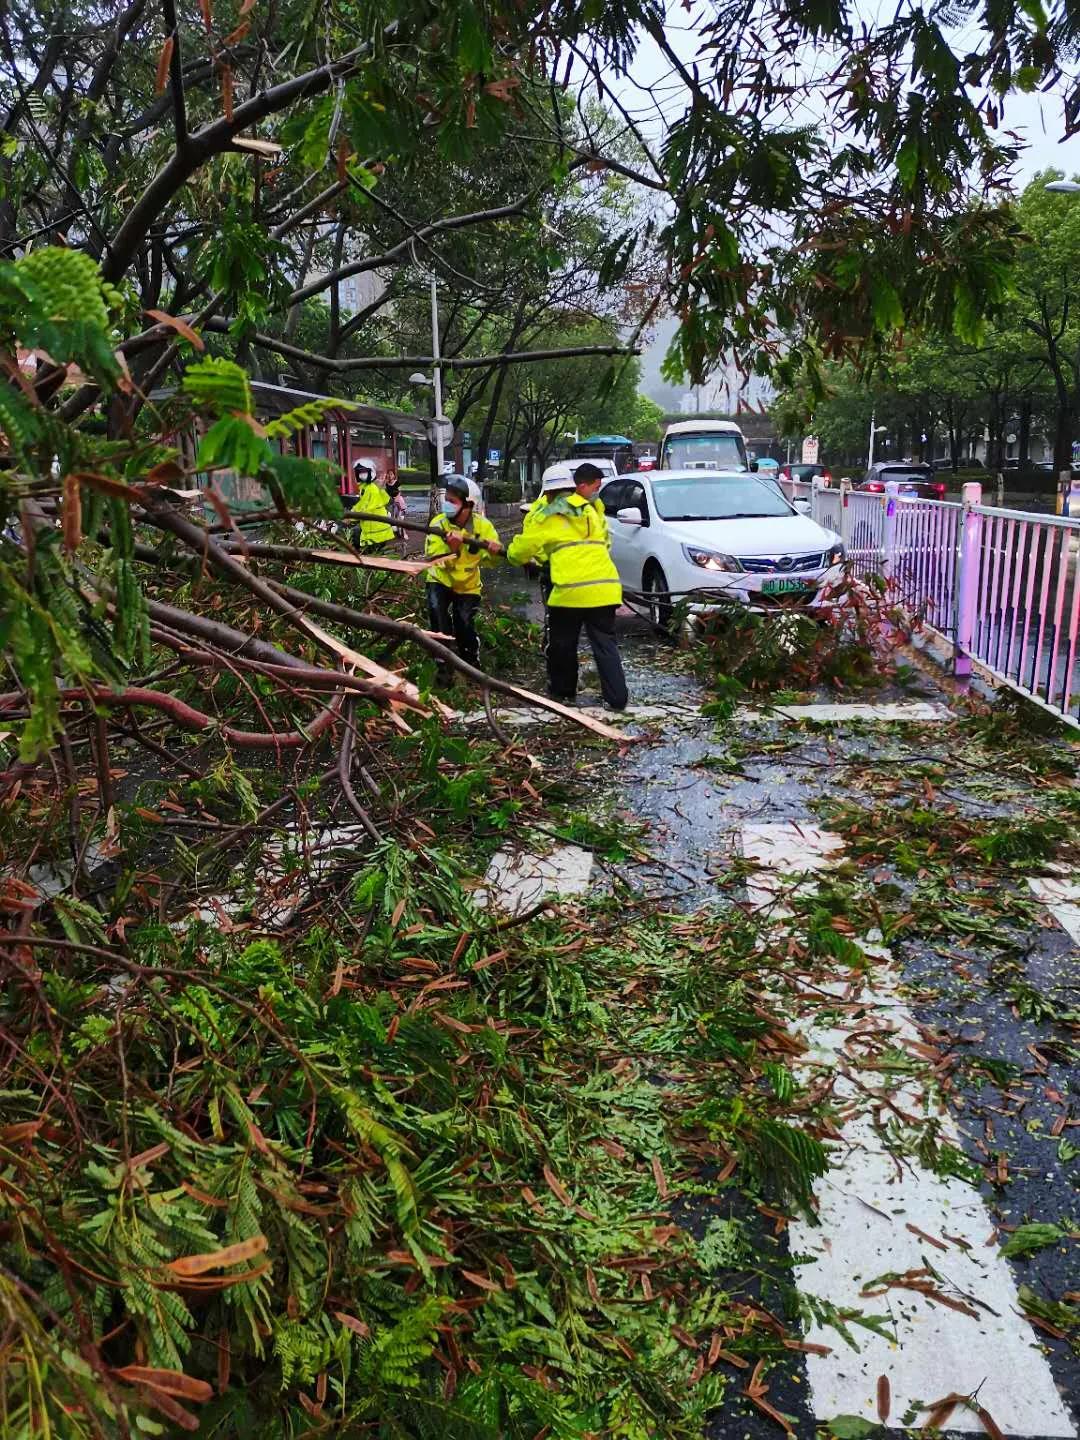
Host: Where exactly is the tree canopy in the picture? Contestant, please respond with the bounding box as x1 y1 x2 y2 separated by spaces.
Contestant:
772 172 1080 473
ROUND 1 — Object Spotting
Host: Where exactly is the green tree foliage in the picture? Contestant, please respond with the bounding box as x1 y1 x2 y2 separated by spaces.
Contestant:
774 174 1080 473
2 0 1071 404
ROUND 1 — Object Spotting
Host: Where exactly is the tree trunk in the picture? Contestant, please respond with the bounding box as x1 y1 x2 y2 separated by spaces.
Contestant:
1019 400 1036 466
947 403 958 472
474 296 528 484
1053 390 1075 475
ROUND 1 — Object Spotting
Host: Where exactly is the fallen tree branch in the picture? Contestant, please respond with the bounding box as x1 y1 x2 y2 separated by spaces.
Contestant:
135 495 432 707
265 579 629 741
337 698 382 842
0 685 344 751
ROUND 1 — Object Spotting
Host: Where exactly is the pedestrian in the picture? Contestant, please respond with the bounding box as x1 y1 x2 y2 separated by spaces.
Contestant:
506 461 628 710
425 475 503 672
350 460 402 552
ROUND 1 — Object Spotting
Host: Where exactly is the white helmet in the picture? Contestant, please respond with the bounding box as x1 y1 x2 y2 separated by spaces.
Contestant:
540 465 576 494
445 474 482 508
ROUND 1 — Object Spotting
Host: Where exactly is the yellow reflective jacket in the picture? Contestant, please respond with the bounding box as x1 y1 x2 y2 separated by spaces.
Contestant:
523 494 548 528
425 511 500 595
506 493 621 609
351 482 394 546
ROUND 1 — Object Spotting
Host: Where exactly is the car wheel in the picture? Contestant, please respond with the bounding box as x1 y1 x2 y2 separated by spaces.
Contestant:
643 561 673 633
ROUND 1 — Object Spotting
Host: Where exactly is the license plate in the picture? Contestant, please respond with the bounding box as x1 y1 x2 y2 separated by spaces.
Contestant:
761 576 816 595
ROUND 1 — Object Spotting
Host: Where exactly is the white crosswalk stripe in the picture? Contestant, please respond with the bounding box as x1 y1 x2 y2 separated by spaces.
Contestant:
1028 874 1080 945
461 699 953 729
741 820 1077 1438
739 701 953 724
475 843 593 914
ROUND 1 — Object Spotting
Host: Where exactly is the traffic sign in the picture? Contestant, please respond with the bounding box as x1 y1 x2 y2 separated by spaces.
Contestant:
801 436 819 464
488 449 501 463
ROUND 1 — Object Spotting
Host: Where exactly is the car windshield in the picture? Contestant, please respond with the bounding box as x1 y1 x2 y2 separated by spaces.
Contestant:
663 434 747 471
651 476 795 521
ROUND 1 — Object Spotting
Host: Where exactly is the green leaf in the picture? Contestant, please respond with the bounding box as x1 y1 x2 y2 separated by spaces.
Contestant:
182 356 253 416
826 1417 880 1439
264 454 343 519
196 415 270 475
1001 1222 1064 1259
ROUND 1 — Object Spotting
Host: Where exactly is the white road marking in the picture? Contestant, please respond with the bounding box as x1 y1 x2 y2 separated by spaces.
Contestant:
476 843 593 914
462 700 698 728
1028 875 1080 945
462 699 952 730
740 701 953 724
740 820 845 913
741 820 1077 1438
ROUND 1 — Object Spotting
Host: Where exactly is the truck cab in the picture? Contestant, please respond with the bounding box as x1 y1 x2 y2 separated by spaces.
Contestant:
659 420 748 473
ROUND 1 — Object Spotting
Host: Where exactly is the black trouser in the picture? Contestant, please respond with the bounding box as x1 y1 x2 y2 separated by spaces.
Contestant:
426 584 481 670
546 605 628 710
539 566 552 650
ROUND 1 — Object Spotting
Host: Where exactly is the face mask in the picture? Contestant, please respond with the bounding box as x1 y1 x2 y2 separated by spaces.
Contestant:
441 499 462 518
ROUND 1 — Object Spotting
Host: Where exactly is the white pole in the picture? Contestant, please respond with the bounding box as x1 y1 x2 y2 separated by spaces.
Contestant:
867 408 877 472
430 275 445 475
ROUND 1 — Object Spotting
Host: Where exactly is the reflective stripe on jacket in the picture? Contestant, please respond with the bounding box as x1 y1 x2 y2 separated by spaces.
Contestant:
351 482 394 546
506 493 621 608
425 511 500 595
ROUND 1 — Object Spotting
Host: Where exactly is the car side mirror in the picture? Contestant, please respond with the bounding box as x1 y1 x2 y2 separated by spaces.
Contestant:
616 507 644 527
793 497 811 515
749 459 759 472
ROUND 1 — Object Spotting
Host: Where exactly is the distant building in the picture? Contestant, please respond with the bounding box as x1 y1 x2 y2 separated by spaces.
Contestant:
678 358 776 416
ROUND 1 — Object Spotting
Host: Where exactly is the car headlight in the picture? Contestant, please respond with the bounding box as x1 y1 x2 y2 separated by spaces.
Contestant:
682 545 741 572
826 542 845 566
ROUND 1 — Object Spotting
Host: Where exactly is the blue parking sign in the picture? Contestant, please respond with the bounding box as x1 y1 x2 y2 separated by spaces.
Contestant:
488 449 500 463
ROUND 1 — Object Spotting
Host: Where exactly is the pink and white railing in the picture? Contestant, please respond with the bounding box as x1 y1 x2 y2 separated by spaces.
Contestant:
788 477 1080 725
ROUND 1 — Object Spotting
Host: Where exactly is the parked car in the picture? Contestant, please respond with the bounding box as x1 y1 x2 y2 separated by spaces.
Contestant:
754 456 781 477
779 462 832 485
858 463 945 499
598 469 844 627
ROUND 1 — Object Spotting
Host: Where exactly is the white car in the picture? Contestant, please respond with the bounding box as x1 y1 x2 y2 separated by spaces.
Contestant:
599 469 844 623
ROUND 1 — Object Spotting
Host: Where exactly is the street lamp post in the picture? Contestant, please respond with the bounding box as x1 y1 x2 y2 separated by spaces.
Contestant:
428 275 446 477
867 411 887 471
409 372 453 517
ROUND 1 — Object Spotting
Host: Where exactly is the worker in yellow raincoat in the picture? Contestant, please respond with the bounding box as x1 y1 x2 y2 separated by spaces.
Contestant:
425 475 502 671
506 462 628 710
350 461 402 551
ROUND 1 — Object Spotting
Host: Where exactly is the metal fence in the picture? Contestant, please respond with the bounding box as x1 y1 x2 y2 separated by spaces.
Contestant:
790 478 1080 726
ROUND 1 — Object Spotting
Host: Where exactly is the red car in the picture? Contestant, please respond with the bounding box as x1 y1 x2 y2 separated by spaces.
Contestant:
858 463 946 500
780 462 832 486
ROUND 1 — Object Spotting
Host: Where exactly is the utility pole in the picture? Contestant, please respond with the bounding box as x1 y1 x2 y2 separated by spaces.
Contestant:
430 275 446 478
